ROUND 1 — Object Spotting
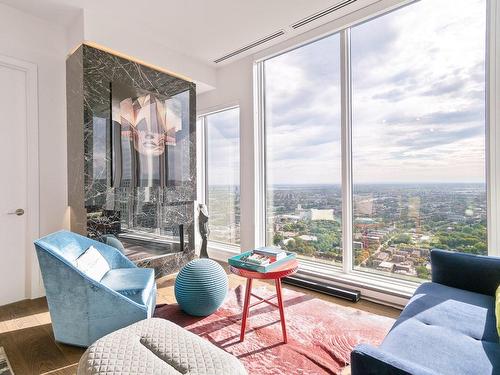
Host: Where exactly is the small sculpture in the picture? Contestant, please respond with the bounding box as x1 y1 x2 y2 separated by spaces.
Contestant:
199 203 210 258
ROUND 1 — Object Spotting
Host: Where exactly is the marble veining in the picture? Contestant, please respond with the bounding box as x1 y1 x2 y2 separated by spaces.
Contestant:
67 44 197 276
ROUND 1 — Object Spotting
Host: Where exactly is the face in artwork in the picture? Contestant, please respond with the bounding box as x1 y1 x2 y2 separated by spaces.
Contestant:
119 94 179 156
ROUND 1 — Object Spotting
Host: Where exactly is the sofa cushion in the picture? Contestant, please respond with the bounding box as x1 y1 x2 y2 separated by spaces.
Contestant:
75 246 110 282
101 268 155 306
380 282 500 374
399 282 498 342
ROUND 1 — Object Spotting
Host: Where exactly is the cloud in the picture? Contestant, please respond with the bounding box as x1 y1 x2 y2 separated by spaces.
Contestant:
385 109 483 126
372 88 407 101
261 0 486 184
206 108 239 139
394 125 484 152
205 108 239 185
421 80 465 96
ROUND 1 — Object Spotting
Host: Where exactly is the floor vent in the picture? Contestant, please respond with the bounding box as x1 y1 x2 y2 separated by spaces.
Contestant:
213 30 285 63
291 0 358 29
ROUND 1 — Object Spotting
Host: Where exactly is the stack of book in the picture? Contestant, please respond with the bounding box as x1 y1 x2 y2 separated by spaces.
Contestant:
229 246 296 272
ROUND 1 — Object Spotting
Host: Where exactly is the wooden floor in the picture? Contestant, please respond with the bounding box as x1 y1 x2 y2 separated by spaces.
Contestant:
0 265 400 375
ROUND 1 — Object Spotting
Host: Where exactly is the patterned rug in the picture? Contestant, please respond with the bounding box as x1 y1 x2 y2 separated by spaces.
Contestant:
0 347 14 375
155 285 395 375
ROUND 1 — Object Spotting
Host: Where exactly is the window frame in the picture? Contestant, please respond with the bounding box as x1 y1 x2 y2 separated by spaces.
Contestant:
254 0 499 299
198 105 242 252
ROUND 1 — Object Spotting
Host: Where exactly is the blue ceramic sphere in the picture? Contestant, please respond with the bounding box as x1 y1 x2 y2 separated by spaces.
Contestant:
174 259 228 316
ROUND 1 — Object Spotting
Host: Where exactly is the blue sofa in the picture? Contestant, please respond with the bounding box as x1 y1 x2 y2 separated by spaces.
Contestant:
34 230 156 347
351 249 500 375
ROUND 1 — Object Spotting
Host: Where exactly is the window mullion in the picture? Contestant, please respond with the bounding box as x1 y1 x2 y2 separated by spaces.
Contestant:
340 28 353 274
487 0 500 256
254 61 267 249
202 117 208 205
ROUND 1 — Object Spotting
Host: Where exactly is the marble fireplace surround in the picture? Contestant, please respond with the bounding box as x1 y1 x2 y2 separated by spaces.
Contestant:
67 44 197 277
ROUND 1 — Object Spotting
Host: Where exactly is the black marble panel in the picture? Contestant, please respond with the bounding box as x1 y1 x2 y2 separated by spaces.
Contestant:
67 44 197 276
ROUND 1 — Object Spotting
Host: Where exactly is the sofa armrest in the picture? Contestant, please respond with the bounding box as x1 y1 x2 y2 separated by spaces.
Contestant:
351 344 437 375
430 249 500 296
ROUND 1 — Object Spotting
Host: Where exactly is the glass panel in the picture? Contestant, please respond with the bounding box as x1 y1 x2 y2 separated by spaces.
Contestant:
111 85 190 188
351 0 487 281
264 34 343 265
206 108 241 245
87 86 193 252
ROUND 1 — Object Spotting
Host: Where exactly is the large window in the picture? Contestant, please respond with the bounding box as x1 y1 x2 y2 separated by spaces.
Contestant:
202 107 241 245
264 34 343 264
351 0 486 281
261 0 488 283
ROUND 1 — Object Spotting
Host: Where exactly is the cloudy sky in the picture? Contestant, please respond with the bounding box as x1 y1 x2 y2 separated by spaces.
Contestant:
265 0 486 185
206 107 240 187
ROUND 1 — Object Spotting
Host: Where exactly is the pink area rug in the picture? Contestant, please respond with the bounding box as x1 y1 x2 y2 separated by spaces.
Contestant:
155 286 395 375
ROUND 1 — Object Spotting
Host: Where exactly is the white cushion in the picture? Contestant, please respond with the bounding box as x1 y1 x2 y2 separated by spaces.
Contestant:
76 246 110 282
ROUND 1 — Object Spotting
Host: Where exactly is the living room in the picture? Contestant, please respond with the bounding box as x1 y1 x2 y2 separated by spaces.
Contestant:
0 0 499 374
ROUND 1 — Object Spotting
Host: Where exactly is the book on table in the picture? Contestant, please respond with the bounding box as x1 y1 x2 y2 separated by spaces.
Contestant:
229 248 296 273
253 246 287 260
244 253 271 266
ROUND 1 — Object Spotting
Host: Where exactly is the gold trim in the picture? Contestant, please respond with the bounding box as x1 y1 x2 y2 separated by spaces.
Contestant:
67 41 193 83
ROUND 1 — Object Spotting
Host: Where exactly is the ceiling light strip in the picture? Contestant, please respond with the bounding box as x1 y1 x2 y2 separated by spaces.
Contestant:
213 30 286 63
291 0 358 29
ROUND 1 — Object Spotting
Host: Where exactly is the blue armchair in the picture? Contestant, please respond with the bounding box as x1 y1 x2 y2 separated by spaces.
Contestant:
351 250 500 375
34 230 156 347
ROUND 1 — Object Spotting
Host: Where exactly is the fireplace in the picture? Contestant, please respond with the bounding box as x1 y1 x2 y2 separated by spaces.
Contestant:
67 44 197 277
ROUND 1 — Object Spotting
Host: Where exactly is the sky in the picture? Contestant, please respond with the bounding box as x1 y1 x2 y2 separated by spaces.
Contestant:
206 107 240 187
264 0 487 185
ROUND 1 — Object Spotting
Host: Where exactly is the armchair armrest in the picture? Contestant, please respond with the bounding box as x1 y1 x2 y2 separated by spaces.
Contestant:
351 344 437 375
430 249 500 296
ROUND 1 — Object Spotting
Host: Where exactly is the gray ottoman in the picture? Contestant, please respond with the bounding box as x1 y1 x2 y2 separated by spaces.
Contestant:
77 318 247 375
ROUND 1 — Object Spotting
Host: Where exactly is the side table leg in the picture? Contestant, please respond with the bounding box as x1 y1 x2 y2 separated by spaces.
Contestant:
240 278 253 342
275 278 287 343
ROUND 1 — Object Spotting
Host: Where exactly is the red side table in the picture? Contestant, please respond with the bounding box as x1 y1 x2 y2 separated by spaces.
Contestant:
229 260 299 343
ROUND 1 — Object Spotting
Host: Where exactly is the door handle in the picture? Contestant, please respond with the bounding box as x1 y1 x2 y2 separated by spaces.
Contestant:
7 208 24 216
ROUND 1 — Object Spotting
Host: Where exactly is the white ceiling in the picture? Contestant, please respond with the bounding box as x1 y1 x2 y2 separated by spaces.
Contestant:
0 0 345 65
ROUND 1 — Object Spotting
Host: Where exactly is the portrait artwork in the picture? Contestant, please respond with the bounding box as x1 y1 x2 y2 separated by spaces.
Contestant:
111 82 185 187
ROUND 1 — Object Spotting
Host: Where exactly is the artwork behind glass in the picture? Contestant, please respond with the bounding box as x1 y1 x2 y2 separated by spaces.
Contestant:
111 82 188 188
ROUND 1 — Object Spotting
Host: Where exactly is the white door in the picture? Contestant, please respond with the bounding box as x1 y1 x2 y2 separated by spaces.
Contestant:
0 62 29 305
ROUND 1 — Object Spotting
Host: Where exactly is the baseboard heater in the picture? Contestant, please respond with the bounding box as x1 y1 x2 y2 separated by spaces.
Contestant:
283 274 361 302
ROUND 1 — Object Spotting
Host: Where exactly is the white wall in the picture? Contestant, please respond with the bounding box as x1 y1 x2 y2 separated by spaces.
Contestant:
197 56 256 253
0 3 69 237
81 9 216 93
0 3 69 297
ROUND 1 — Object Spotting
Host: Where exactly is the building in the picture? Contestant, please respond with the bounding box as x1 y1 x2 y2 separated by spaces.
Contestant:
353 241 364 250
376 252 389 261
298 235 318 242
310 208 335 221
377 262 395 272
392 254 406 263
394 261 416 276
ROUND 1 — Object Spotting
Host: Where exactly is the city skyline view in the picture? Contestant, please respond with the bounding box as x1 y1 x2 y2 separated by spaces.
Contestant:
265 182 486 281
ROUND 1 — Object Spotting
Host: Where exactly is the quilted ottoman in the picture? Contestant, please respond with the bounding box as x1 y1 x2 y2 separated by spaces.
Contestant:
77 318 247 375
